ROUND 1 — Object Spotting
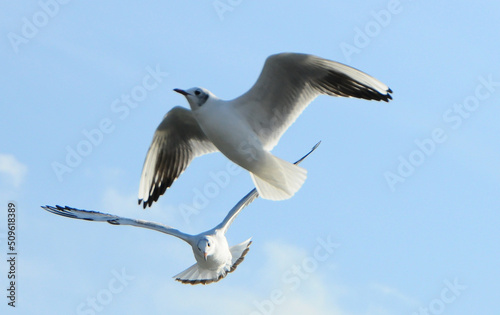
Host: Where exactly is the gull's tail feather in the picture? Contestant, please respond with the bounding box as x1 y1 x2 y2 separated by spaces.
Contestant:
229 238 252 272
174 239 252 285
250 154 307 201
173 263 223 285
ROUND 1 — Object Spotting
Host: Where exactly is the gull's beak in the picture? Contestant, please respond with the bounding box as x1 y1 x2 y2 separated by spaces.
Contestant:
203 252 208 261
174 88 189 96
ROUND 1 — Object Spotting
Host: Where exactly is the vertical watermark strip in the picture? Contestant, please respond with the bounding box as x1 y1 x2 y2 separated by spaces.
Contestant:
6 201 17 307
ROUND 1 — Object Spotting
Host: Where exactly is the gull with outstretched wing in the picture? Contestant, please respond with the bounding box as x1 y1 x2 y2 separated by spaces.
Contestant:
138 52 392 207
43 142 319 285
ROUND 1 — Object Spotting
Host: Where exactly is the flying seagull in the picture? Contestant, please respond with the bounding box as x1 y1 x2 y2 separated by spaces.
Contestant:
42 142 319 285
138 52 392 208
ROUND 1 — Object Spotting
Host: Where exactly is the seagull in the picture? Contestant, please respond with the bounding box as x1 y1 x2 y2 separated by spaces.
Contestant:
42 142 319 285
138 52 392 208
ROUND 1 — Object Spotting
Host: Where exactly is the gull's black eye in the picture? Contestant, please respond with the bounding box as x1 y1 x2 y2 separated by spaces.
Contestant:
207 242 210 247
195 90 201 96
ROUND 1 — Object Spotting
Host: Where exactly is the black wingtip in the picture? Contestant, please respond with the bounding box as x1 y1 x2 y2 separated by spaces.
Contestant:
138 199 149 209
381 88 393 102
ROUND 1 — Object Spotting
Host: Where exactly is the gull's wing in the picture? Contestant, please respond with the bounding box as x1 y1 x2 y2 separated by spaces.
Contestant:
138 106 218 208
233 53 392 150
41 205 192 242
216 141 321 234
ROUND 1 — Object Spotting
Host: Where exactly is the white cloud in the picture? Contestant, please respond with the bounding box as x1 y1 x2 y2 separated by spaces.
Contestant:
251 240 345 315
149 239 347 315
369 283 418 307
115 237 417 315
0 153 27 187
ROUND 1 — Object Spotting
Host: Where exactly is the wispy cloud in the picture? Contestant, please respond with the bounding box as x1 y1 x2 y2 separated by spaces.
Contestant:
369 283 418 306
252 240 345 315
0 153 28 188
148 239 346 315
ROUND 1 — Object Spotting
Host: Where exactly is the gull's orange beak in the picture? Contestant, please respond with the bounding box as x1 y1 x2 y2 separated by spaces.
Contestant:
203 252 208 261
174 88 189 96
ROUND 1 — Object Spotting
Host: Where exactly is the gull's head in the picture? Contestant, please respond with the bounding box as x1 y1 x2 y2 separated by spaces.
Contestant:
174 87 210 111
197 237 214 261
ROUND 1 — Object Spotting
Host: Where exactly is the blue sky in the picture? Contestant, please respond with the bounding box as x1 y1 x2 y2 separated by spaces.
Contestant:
1 1 500 314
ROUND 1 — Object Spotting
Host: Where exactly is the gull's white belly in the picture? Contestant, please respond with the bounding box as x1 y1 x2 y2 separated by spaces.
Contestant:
193 104 267 173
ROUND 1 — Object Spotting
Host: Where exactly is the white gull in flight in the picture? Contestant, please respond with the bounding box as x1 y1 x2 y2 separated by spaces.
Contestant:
42 142 319 284
138 52 392 207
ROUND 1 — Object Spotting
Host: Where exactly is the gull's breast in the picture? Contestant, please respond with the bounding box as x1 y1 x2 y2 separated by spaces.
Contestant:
193 102 267 171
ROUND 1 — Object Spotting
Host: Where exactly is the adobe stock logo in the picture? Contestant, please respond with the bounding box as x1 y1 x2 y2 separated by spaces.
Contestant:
412 278 467 315
384 75 499 191
76 268 135 315
339 0 404 63
212 0 244 21
7 0 73 53
179 161 243 224
51 65 168 182
251 236 340 315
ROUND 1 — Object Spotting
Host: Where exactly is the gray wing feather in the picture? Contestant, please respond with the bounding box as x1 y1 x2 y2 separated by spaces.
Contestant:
42 205 192 242
233 53 392 150
138 106 218 208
